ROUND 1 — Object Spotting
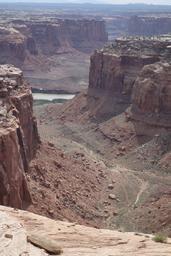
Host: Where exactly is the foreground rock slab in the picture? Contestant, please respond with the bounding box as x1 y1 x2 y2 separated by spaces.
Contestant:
0 206 170 256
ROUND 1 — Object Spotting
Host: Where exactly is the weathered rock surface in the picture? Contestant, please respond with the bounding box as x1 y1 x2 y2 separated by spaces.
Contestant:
0 206 171 256
0 64 39 208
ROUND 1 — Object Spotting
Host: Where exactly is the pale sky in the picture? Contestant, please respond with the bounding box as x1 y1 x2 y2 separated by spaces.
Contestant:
0 0 171 5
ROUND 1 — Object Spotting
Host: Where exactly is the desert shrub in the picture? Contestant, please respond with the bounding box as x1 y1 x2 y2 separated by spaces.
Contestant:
153 234 167 243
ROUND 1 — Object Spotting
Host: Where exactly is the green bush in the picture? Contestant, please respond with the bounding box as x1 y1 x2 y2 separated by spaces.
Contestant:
153 234 167 243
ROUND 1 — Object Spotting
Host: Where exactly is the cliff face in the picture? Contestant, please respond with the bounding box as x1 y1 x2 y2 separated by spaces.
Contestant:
0 65 39 208
131 62 171 127
0 27 27 67
26 19 108 54
128 16 171 36
1 19 107 63
88 39 162 118
11 92 39 161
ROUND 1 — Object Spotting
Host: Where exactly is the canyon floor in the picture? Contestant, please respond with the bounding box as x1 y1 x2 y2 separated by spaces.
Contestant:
31 97 171 237
24 51 90 93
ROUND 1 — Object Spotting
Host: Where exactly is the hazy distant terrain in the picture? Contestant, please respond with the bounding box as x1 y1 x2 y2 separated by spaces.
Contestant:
0 3 171 14
1 2 171 92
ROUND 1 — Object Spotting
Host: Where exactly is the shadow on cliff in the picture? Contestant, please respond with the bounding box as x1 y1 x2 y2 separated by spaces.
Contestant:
86 88 130 123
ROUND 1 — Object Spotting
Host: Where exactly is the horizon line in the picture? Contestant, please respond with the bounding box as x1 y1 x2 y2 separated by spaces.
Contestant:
0 1 171 5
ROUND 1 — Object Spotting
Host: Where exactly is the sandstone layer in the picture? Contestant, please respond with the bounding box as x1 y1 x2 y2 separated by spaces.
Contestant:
0 65 39 208
128 16 171 36
0 206 171 256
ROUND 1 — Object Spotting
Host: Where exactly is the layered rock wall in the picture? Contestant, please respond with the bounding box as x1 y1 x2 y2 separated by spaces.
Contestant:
0 19 107 65
128 16 171 36
26 19 108 54
88 38 171 132
88 39 163 118
131 62 171 127
0 65 39 208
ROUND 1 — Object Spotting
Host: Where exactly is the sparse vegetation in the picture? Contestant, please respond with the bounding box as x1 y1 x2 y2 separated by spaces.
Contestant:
153 234 168 243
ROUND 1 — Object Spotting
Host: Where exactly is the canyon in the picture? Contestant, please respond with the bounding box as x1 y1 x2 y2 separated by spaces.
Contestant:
0 16 107 93
1 3 171 255
0 52 171 253
1 4 171 95
1 39 171 233
2 18 107 62
35 38 171 236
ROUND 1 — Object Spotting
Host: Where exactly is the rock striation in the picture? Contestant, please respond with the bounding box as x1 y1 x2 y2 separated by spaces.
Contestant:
0 64 39 208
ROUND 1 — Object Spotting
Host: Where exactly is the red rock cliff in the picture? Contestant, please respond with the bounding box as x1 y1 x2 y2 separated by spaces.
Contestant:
27 19 108 54
131 62 171 128
88 39 161 118
0 65 40 208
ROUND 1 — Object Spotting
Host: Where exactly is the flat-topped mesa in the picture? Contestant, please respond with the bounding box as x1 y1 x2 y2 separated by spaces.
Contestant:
130 62 171 128
128 16 171 36
0 65 39 208
88 38 171 118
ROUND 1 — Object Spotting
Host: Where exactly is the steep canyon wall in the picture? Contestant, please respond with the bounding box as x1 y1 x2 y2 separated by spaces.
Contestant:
0 65 40 208
87 39 167 118
0 19 108 67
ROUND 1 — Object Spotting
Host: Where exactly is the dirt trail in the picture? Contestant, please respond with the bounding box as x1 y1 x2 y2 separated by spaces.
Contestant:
134 181 148 206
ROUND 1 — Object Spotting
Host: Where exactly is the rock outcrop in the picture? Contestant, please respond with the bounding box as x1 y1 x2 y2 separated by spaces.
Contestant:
128 16 171 36
0 65 39 208
131 62 171 127
1 206 171 256
87 39 170 119
0 27 27 67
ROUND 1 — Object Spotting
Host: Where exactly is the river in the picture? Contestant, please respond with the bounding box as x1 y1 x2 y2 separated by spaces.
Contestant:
33 93 75 105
